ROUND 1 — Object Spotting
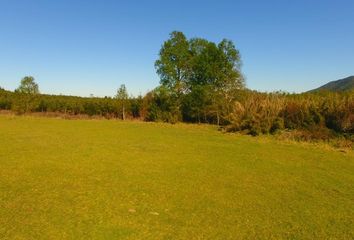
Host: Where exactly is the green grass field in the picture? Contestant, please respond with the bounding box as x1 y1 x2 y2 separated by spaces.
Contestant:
0 115 353 239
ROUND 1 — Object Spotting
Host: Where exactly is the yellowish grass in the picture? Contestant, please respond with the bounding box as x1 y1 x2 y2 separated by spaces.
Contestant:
0 115 353 239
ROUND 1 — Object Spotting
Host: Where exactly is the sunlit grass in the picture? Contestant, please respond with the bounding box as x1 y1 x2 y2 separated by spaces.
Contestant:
0 115 353 239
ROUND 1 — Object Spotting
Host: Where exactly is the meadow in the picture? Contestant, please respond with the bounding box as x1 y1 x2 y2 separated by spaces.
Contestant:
0 115 353 239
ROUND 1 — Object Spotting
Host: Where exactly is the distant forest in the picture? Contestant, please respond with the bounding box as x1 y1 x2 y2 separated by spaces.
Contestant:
1 31 353 143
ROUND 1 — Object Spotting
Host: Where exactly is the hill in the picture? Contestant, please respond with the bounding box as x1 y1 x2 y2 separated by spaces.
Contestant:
311 76 354 92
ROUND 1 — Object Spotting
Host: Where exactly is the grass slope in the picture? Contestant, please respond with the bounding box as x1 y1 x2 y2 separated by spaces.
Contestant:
0 116 353 239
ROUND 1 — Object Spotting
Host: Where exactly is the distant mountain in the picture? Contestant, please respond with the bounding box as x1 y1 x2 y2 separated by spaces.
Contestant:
310 76 354 92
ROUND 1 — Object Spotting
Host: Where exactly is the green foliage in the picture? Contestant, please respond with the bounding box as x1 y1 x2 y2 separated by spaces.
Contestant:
1 85 352 142
155 31 245 123
9 76 40 113
144 86 180 123
155 31 191 95
0 88 12 110
11 92 40 114
116 84 128 101
182 85 212 123
116 84 129 120
15 76 39 94
270 117 285 134
226 90 354 139
130 95 143 118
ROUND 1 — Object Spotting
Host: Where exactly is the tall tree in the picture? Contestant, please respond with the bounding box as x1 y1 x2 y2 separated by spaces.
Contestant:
217 39 244 91
189 38 221 86
116 84 128 120
15 76 39 94
13 76 40 113
155 31 191 94
188 38 244 124
155 31 245 124
189 38 244 90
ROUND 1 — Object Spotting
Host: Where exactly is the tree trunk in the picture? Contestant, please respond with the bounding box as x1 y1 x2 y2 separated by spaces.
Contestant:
122 105 125 120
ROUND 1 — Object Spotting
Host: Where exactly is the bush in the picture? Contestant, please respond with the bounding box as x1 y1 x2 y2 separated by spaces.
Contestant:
270 117 284 134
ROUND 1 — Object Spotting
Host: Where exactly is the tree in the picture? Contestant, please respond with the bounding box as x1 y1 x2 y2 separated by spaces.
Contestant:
155 31 191 94
155 32 245 124
217 39 244 90
182 84 211 123
15 76 39 94
12 76 40 113
188 37 244 125
155 31 192 120
130 95 143 118
116 84 128 120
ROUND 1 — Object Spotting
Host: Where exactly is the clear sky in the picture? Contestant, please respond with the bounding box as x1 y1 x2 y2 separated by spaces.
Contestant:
0 0 353 97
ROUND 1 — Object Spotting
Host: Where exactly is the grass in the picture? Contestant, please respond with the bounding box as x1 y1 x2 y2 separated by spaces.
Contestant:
0 115 353 239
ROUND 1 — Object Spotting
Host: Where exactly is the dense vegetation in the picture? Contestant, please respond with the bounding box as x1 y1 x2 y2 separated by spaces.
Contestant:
1 85 352 141
0 32 353 142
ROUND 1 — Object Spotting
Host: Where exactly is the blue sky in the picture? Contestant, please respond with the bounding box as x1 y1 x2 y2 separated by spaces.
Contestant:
0 0 353 97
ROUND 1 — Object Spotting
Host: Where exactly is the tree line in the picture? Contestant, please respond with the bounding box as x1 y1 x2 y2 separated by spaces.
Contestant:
0 78 353 139
0 81 140 120
0 31 353 141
